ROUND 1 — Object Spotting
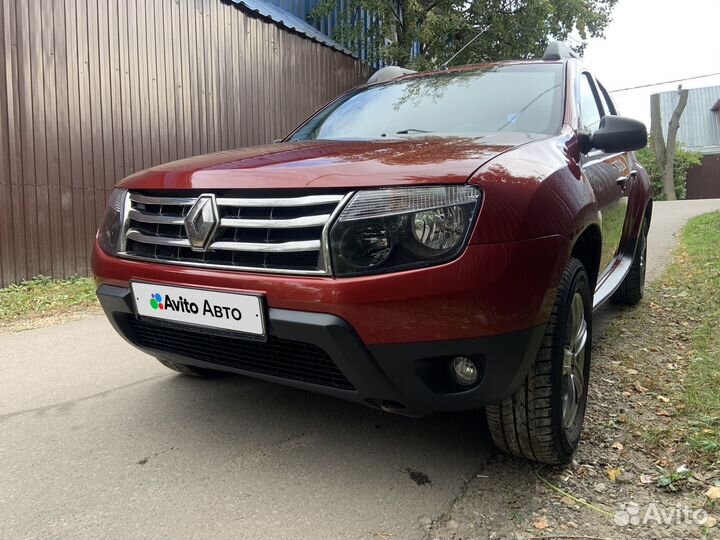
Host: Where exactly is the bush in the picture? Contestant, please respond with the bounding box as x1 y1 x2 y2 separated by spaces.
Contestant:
636 144 703 200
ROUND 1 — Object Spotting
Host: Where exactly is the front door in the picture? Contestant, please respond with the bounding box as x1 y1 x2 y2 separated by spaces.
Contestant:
578 72 631 279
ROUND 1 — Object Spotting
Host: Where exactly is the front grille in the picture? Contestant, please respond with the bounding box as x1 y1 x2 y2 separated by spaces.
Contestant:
121 191 349 274
128 317 355 390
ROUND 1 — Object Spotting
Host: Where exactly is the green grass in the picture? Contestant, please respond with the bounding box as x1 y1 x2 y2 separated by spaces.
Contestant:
641 426 675 449
0 275 98 326
665 212 720 464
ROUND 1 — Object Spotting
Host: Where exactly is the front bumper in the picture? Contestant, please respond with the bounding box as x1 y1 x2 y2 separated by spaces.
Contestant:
98 285 545 415
92 235 568 345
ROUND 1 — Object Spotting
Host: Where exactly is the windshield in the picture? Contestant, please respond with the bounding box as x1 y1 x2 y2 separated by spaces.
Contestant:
290 64 565 141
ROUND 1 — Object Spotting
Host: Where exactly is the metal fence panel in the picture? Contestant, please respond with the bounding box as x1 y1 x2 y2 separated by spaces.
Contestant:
687 154 720 199
0 0 370 287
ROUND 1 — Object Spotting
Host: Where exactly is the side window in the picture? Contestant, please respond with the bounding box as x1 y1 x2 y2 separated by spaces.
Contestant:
579 73 603 132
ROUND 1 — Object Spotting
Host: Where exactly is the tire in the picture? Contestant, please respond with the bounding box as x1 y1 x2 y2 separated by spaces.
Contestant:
155 357 227 378
611 220 648 306
486 257 592 464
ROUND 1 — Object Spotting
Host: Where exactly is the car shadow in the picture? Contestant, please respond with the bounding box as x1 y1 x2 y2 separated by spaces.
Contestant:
95 308 622 535
123 370 493 488
125 302 621 486
592 301 623 336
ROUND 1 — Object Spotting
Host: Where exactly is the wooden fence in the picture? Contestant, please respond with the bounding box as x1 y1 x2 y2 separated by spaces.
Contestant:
0 0 369 287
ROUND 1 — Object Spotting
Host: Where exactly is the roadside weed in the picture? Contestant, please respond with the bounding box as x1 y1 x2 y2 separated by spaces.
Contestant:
0 275 97 327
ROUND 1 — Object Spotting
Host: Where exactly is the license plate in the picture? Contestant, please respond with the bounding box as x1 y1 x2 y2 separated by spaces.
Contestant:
131 282 266 337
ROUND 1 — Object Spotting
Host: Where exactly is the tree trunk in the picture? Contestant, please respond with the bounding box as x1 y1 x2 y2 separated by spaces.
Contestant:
393 20 412 66
649 93 666 179
662 88 689 201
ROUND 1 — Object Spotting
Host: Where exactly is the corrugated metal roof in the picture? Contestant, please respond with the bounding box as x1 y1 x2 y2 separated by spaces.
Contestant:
657 85 720 155
229 0 356 57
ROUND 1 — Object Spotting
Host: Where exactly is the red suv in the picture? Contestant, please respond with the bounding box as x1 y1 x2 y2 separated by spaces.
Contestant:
93 43 651 464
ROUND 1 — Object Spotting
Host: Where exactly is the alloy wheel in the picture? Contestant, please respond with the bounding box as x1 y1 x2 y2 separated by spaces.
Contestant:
561 292 588 430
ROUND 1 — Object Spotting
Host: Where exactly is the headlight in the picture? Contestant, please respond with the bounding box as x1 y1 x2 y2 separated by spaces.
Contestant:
97 188 127 255
330 186 480 276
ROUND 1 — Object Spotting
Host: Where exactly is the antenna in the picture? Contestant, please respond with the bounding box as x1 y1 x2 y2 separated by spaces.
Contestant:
440 26 488 70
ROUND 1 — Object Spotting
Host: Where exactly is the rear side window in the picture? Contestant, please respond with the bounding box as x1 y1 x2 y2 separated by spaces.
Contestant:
579 73 602 132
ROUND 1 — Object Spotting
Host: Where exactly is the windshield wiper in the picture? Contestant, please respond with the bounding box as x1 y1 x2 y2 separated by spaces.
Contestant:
395 128 433 134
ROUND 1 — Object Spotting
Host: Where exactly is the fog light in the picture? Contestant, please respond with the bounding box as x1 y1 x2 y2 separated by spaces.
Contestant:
450 356 478 386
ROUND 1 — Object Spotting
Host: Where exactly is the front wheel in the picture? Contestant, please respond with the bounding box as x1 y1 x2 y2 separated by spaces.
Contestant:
486 257 592 464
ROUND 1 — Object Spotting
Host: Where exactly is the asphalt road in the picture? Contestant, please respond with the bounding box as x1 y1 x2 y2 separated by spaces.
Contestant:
1 199 719 540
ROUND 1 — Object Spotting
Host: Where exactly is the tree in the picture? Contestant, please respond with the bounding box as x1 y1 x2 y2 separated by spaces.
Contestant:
310 0 617 69
636 143 702 200
650 86 690 201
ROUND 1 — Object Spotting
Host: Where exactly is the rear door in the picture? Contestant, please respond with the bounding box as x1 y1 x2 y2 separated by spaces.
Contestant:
578 71 632 280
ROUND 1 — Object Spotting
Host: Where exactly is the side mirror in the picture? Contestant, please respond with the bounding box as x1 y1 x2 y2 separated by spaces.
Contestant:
581 115 648 154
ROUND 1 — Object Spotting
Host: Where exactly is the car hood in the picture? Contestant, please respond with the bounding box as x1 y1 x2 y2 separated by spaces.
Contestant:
118 133 543 190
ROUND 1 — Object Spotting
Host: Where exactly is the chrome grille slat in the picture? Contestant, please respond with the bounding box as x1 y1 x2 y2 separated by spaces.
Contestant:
216 194 344 207
127 229 191 247
121 191 351 274
128 209 185 225
220 214 330 229
129 193 195 206
209 240 321 253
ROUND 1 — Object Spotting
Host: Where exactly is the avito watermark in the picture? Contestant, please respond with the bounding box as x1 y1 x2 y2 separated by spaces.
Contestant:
614 502 708 527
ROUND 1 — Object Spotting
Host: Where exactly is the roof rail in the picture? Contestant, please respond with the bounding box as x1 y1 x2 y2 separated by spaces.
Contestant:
543 41 580 61
367 66 416 84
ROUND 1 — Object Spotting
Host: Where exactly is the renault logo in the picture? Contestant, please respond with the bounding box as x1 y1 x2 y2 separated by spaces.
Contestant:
184 194 219 251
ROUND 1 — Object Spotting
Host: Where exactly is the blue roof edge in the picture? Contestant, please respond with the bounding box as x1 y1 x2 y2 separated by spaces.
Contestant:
228 0 358 58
